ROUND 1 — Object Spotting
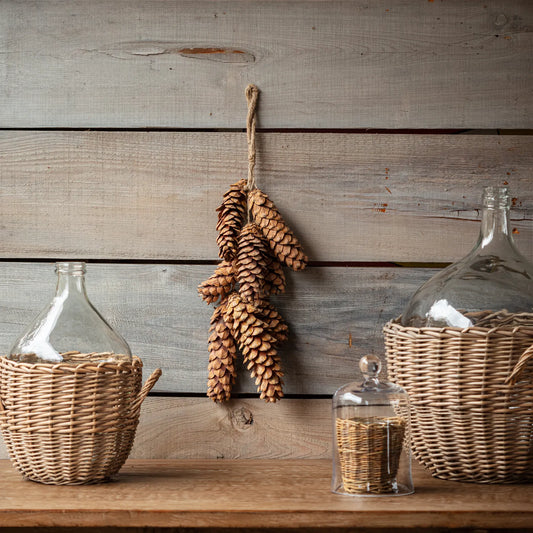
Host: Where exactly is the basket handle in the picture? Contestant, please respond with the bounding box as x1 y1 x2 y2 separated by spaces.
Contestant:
134 368 162 410
505 344 533 386
0 372 4 413
0 390 5 417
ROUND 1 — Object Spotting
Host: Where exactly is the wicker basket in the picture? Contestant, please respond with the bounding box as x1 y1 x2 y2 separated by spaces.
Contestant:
335 416 406 494
0 355 161 485
384 316 533 483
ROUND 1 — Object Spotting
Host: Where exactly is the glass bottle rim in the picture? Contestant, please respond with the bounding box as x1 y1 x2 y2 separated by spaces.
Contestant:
482 186 510 209
55 261 86 275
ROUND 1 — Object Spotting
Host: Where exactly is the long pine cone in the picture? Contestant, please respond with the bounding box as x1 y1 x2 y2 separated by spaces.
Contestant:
198 260 235 304
207 301 238 403
236 223 270 302
216 179 247 261
247 348 283 403
224 293 284 402
249 188 308 271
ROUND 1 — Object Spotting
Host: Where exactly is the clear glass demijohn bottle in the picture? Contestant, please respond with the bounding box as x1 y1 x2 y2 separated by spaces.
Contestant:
9 262 132 364
402 186 533 328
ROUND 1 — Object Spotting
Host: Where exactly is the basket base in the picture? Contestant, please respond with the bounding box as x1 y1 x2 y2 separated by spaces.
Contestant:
418 460 533 484
410 408 533 484
22 473 117 486
1 430 136 486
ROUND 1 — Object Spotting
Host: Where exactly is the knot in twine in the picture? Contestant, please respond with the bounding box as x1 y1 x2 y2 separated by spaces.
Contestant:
245 84 259 191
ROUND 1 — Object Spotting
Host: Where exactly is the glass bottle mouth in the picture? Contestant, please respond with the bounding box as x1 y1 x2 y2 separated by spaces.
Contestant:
482 186 510 209
55 261 87 275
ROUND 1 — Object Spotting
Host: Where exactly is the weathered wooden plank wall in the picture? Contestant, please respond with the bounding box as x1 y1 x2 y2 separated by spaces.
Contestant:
0 0 531 128
0 0 531 460
0 132 531 262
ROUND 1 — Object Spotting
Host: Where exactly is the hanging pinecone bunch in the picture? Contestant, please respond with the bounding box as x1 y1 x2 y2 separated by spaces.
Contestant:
198 85 307 403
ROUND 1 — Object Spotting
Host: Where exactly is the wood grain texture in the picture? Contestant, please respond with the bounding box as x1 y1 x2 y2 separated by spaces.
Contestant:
132 397 331 460
0 529 525 533
0 459 532 529
0 397 332 460
0 530 527 533
0 0 532 128
0 262 436 394
0 131 531 262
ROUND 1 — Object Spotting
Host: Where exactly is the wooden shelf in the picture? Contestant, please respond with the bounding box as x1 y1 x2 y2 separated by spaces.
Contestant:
0 459 532 530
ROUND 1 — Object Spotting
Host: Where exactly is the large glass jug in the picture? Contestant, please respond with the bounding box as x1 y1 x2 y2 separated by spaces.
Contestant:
402 186 533 328
9 262 132 364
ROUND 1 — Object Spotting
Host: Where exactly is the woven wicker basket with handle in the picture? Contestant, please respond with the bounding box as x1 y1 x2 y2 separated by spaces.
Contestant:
384 315 533 483
0 355 161 485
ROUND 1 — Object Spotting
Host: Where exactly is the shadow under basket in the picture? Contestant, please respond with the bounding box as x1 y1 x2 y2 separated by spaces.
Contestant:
0 355 161 485
384 316 533 484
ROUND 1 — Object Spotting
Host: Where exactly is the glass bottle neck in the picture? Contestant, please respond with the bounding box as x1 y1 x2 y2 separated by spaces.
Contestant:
55 262 88 299
476 187 515 252
479 204 511 248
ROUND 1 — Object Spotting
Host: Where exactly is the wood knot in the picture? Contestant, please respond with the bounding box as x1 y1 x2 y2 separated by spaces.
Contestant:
230 406 254 430
494 13 508 27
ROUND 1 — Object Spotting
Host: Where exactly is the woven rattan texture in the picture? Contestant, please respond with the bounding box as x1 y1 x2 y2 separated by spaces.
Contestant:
336 416 405 494
0 355 160 485
384 318 533 483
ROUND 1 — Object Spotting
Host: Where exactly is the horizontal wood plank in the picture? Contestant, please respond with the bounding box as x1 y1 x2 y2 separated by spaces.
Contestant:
0 262 436 394
0 1 532 128
0 526 520 533
0 131 531 262
0 459 531 529
0 529 524 533
134 398 331 460
0 397 332 460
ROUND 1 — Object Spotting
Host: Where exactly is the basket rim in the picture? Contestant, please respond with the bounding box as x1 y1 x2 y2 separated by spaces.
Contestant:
0 354 143 373
384 316 533 337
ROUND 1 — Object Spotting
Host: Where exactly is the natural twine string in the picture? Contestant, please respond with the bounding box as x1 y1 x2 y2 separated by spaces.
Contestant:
245 84 259 191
